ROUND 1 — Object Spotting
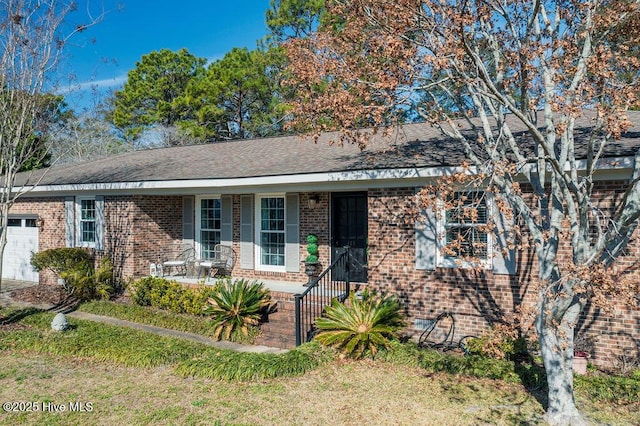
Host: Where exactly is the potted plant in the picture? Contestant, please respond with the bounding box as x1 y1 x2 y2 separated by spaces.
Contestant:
573 333 594 375
304 234 320 284
573 351 590 375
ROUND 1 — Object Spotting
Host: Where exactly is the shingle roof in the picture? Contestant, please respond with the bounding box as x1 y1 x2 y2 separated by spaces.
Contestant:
16 111 640 187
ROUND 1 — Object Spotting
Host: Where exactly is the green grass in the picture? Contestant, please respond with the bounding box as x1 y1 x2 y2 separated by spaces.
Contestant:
380 340 521 382
175 341 334 381
0 309 329 380
2 305 639 418
78 300 218 338
2 349 638 426
2 311 205 367
576 372 640 404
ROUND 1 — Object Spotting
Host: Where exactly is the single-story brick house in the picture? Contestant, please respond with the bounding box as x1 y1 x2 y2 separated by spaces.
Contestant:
7 112 640 360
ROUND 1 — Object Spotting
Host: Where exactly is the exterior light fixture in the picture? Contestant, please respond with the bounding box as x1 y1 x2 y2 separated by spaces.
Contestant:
308 194 321 209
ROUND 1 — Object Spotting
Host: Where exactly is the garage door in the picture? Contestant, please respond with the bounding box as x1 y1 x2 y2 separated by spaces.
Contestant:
1 217 39 282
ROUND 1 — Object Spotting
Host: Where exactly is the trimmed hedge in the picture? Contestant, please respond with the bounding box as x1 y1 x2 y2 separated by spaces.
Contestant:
131 276 217 315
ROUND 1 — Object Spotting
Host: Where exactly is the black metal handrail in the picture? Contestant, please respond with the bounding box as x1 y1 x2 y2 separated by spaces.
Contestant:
294 247 351 346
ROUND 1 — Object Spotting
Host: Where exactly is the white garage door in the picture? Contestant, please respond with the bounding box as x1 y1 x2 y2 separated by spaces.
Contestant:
2 217 39 282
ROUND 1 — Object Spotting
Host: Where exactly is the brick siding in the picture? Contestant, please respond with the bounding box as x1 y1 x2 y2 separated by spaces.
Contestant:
9 195 183 284
367 185 640 366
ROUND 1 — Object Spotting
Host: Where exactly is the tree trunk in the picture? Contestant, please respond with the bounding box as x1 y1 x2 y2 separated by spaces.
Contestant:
537 298 588 425
0 203 9 291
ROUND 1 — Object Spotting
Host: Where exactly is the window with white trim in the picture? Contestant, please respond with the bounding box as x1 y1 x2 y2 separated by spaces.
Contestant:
76 197 96 247
256 195 285 270
197 197 221 259
439 191 490 267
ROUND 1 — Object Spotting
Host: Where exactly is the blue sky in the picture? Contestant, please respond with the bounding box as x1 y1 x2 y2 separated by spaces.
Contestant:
59 1 271 111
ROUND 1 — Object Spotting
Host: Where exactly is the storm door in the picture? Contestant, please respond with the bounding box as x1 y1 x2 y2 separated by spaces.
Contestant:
331 192 368 282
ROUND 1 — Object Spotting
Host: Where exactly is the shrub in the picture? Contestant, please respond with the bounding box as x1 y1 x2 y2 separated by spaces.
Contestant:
131 277 215 315
203 278 272 340
148 279 174 308
393 341 543 386
180 287 218 316
31 247 94 275
314 289 405 359
305 234 319 263
31 248 117 301
131 276 162 306
132 277 271 341
61 257 115 301
157 281 187 313
463 323 529 361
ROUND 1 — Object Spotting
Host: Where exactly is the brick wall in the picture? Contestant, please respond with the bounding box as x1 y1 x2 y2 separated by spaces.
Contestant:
367 185 640 366
14 193 331 286
129 195 183 277
102 196 135 280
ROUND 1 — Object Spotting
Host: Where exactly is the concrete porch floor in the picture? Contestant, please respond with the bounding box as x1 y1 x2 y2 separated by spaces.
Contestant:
163 274 308 294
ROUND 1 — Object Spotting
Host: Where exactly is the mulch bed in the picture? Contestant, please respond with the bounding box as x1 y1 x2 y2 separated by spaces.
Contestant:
1 285 71 331
9 284 68 306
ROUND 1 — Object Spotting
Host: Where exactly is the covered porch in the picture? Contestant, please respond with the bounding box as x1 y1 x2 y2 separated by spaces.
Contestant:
164 273 308 295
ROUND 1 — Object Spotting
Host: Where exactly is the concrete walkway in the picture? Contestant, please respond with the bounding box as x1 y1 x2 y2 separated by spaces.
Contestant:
1 279 288 354
67 311 288 354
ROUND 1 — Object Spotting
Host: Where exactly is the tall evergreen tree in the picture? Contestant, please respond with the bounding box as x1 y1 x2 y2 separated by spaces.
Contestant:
112 48 206 144
177 47 286 141
265 0 325 43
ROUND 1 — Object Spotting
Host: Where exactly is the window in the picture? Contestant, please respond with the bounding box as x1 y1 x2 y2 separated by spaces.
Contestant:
198 198 221 259
7 218 22 227
66 196 103 250
441 191 490 266
77 197 96 246
6 218 37 227
257 196 285 269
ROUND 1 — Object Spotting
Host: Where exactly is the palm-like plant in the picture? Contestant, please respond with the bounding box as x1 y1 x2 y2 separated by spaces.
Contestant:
314 290 405 358
203 279 272 340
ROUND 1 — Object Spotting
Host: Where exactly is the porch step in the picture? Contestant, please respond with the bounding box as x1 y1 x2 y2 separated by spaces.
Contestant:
256 289 334 350
256 291 299 349
257 327 296 349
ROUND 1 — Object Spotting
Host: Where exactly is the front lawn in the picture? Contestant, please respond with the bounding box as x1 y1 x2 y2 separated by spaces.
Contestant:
1 306 638 425
0 350 548 426
0 309 328 380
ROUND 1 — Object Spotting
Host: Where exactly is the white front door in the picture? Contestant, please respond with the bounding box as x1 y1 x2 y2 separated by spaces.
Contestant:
2 217 39 282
